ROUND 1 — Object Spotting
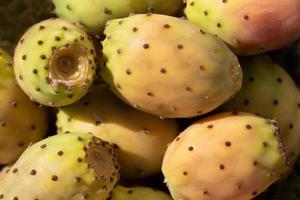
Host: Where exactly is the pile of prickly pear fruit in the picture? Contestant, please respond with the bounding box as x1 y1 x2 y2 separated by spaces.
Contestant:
0 0 299 199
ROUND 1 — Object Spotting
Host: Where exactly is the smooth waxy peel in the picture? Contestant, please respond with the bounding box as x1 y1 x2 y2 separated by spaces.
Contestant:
53 0 182 33
57 85 178 178
101 14 242 118
0 133 120 200
0 49 48 164
162 112 288 200
14 18 97 107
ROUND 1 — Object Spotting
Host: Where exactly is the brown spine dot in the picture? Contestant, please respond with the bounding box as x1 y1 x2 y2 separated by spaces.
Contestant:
132 27 138 32
31 169 37 175
220 164 225 170
246 124 252 129
37 40 43 45
57 151 64 156
163 24 170 28
225 141 231 147
244 15 249 20
55 36 61 41
177 44 183 49
207 124 213 129
188 146 194 151
51 175 58 181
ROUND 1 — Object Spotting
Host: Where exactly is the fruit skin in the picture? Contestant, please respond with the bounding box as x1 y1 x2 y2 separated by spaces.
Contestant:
14 18 97 107
220 55 300 163
56 84 178 179
0 49 48 164
101 14 242 118
110 185 172 200
52 0 182 34
185 0 300 55
0 133 120 200
162 112 288 200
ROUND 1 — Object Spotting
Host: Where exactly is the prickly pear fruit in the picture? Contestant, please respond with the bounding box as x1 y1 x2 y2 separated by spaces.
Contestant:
162 112 288 200
185 0 300 55
14 18 97 107
220 55 300 163
57 85 178 178
0 133 120 200
101 14 242 118
53 0 182 33
0 49 48 164
110 185 172 200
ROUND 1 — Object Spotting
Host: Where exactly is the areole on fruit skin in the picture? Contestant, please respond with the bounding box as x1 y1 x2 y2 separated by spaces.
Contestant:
0 133 120 200
0 49 48 165
185 0 300 55
53 0 183 33
162 112 289 200
220 55 300 164
101 14 243 118
56 84 178 179
14 18 97 107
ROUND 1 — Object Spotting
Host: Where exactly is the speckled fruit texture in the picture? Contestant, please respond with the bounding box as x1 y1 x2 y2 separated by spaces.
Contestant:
221 55 300 164
56 85 178 179
14 18 97 107
101 14 242 118
162 112 288 200
0 133 120 200
0 49 48 164
185 0 300 55
53 0 183 33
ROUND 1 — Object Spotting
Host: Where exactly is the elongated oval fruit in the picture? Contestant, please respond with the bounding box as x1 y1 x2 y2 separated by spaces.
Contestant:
110 185 172 200
14 18 97 107
0 49 48 164
57 85 178 178
101 14 242 118
185 0 300 55
220 55 300 163
162 112 288 200
0 133 120 200
53 0 182 33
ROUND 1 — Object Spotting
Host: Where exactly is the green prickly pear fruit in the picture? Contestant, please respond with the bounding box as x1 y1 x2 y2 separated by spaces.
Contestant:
220 55 300 163
0 49 48 164
52 0 183 34
162 112 288 200
110 185 172 200
184 0 300 55
14 18 97 107
56 85 178 179
0 133 120 200
101 14 242 118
